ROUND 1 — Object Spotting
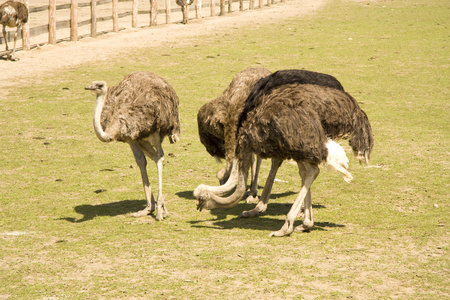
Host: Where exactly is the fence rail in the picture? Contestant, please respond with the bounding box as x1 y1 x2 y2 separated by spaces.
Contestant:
0 0 283 53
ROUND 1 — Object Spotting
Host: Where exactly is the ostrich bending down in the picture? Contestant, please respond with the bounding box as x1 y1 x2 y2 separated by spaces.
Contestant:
85 71 181 221
0 1 28 61
195 84 373 236
197 67 271 200
176 0 194 24
195 69 347 203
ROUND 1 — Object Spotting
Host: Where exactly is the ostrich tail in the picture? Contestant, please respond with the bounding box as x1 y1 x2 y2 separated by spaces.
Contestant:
350 110 374 166
326 140 353 183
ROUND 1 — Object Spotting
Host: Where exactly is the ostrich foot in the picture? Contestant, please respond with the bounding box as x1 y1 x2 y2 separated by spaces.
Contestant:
132 206 154 218
269 220 294 237
155 206 168 221
294 220 314 233
239 203 266 218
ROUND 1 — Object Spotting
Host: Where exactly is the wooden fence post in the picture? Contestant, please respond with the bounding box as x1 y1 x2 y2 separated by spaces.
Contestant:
239 0 243 11
220 0 225 15
210 0 215 16
195 0 202 19
228 0 232 13
249 0 254 10
165 0 170 24
48 0 56 44
21 0 30 50
70 0 78 41
112 0 119 32
259 0 263 8
150 0 157 26
91 0 97 37
132 0 138 27
266 0 271 7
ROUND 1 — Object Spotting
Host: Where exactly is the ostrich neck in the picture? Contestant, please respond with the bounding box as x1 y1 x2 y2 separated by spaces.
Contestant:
200 159 240 196
93 93 112 142
206 153 253 208
207 168 248 208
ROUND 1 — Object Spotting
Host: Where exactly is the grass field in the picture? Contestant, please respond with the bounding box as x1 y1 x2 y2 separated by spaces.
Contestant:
1 0 449 298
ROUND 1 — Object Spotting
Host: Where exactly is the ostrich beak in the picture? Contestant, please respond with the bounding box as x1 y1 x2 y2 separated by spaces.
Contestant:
196 198 204 211
85 85 96 91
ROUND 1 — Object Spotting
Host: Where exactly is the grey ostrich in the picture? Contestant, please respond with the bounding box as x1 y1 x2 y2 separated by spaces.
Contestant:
197 67 271 200
0 0 28 61
195 69 348 205
176 0 194 24
195 84 374 236
85 71 181 221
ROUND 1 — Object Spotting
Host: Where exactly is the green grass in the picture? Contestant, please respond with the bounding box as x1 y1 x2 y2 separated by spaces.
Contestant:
1 0 449 298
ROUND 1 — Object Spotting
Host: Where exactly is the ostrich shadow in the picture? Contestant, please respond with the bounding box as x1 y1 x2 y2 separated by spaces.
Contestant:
188 191 343 232
59 199 146 223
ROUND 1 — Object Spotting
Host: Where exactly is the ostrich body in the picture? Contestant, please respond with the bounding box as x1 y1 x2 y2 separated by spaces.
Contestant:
0 1 28 61
85 71 181 221
195 69 347 204
197 67 271 199
195 84 374 236
176 0 194 24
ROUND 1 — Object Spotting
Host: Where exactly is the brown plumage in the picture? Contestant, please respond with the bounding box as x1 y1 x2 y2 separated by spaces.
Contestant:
85 71 181 221
238 84 373 163
197 67 271 188
195 84 374 237
0 0 28 61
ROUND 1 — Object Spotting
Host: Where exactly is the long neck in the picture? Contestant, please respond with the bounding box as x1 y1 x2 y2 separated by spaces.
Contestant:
93 93 112 142
204 152 252 208
194 158 240 197
206 167 248 208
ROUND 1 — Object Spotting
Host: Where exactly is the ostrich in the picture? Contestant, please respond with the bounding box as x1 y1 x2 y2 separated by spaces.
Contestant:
176 0 194 24
85 71 181 221
0 0 28 61
195 69 347 203
195 84 374 236
197 67 271 200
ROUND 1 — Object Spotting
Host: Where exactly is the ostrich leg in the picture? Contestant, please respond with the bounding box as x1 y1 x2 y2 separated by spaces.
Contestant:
10 24 22 61
269 162 319 237
2 25 9 58
130 142 156 217
240 158 282 218
152 141 168 221
244 154 262 203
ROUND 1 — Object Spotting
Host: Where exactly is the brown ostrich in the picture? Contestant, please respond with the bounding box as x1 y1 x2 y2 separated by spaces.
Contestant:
0 0 28 61
195 69 348 204
195 84 373 236
176 0 194 24
197 67 271 200
85 71 181 221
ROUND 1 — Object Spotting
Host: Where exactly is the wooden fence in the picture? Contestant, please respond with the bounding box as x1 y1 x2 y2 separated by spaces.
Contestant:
0 0 284 53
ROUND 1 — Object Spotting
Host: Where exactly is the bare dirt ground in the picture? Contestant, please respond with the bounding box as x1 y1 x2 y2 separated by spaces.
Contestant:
0 0 324 88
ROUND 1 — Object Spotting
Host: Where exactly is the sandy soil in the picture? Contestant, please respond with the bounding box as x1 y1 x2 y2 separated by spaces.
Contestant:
0 0 324 88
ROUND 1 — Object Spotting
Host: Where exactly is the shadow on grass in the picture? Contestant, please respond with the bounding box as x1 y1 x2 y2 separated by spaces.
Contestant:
59 199 146 223
189 195 343 233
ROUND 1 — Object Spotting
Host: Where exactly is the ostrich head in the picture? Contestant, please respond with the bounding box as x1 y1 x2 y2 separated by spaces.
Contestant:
193 184 215 211
85 81 108 95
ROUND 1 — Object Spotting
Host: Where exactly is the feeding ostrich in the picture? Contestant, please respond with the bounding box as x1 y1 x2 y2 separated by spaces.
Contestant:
195 84 374 236
85 71 181 221
176 0 194 24
196 69 348 203
0 0 28 61
197 67 271 200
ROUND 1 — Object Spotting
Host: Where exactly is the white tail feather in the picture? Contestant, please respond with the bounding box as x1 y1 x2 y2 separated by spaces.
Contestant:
326 140 353 183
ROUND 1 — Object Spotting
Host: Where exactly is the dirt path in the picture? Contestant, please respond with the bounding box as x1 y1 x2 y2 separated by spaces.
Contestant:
0 0 324 88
